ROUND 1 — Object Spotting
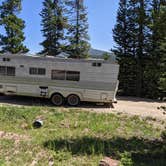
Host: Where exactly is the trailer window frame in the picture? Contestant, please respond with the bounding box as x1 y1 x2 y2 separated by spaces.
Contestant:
92 62 102 67
51 70 80 82
7 66 15 76
0 66 6 75
3 58 10 62
0 66 15 76
51 70 66 80
66 71 80 81
29 67 46 75
38 68 46 75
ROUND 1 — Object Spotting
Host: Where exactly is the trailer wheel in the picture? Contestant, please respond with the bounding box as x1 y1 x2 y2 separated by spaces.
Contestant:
51 93 64 106
67 94 80 106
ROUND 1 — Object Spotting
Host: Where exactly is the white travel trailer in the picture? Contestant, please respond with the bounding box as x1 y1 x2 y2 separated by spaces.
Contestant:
0 54 119 106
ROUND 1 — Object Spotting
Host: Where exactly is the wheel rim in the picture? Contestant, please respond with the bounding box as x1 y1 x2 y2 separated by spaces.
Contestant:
52 94 63 106
68 95 79 106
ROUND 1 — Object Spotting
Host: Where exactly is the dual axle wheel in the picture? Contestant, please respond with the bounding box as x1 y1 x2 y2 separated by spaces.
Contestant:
51 93 80 106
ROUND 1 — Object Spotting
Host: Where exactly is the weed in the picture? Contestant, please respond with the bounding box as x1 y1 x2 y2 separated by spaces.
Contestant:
0 159 6 166
120 152 133 166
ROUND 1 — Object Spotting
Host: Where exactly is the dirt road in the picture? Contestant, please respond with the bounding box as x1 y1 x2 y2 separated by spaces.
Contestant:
113 97 166 120
0 95 165 120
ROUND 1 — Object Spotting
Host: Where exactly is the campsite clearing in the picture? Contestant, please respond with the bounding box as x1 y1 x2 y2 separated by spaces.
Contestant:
0 96 166 166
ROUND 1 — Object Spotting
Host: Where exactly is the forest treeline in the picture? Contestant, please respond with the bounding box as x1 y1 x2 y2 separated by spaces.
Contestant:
0 0 90 58
0 0 165 99
113 0 166 99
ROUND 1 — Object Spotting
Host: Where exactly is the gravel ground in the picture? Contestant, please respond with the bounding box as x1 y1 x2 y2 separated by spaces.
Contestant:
0 95 166 120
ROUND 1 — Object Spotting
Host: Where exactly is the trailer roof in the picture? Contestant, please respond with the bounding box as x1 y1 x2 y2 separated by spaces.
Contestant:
0 53 118 64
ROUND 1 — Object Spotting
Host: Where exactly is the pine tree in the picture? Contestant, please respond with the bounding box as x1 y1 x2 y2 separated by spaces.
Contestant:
0 0 28 54
40 0 67 56
135 0 150 97
143 0 161 98
143 0 166 98
125 0 150 97
114 0 166 99
113 0 138 96
159 39 166 98
113 0 151 97
113 0 128 57
157 2 166 97
65 0 90 58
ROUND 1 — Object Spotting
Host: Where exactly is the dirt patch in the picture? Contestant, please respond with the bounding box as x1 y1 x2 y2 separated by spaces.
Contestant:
99 157 120 166
0 131 31 143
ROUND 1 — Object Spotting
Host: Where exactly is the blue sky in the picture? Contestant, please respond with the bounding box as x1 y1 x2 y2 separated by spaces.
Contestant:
0 0 119 53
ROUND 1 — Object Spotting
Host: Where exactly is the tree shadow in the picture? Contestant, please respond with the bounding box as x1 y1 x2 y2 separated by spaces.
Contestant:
0 95 51 106
43 136 166 166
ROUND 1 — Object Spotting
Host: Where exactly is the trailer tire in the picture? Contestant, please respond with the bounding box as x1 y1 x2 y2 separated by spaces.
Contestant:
51 93 64 106
67 94 80 106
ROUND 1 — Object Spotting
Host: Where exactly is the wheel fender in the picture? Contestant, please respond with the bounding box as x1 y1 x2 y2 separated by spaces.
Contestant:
66 92 83 101
50 92 64 99
49 91 83 101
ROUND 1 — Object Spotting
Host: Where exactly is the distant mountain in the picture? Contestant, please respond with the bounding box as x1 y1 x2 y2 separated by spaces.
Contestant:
47 48 116 60
89 48 116 60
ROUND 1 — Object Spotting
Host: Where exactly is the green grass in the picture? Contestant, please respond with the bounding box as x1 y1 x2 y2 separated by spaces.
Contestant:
0 105 165 166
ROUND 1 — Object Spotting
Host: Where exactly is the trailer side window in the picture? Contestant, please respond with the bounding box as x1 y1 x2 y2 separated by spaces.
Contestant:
7 67 15 76
3 58 10 62
0 66 15 76
29 68 38 75
51 70 65 80
51 70 80 81
38 68 46 75
66 71 80 81
29 68 45 75
92 62 102 67
0 66 6 75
